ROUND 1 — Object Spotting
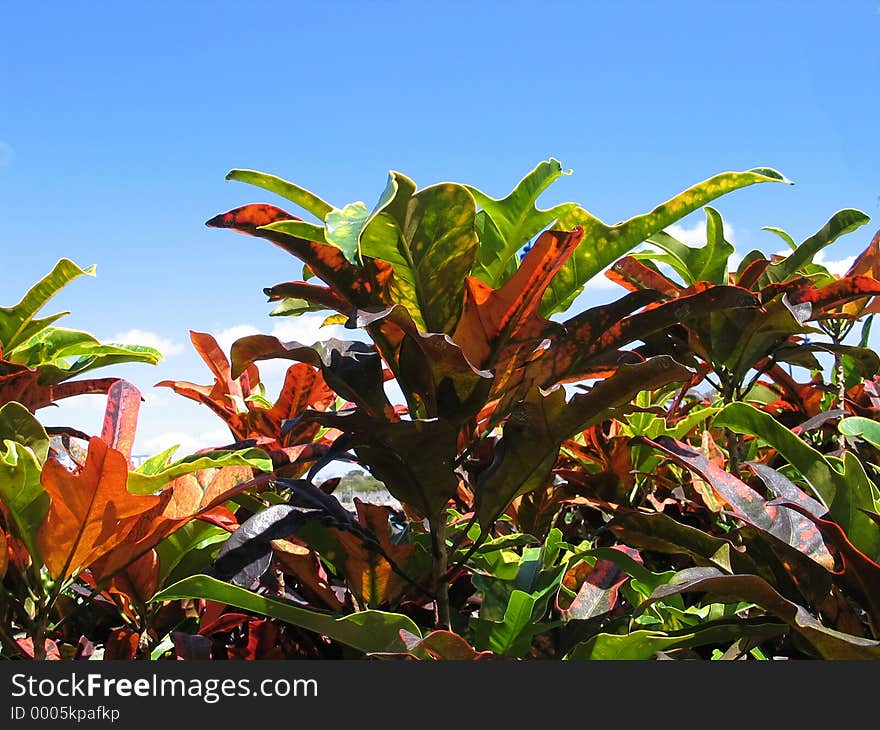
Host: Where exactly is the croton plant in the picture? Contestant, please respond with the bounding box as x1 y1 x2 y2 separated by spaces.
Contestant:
3 159 880 660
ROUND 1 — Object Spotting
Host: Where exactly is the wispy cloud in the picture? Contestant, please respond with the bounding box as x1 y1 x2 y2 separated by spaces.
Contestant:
111 329 184 356
814 251 856 276
214 314 360 354
664 219 736 247
213 314 366 399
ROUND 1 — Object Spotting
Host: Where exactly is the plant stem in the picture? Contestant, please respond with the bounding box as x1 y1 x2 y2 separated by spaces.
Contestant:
428 512 450 630
835 344 847 451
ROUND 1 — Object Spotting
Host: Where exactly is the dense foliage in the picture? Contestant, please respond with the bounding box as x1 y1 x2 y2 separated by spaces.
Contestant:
3 160 880 660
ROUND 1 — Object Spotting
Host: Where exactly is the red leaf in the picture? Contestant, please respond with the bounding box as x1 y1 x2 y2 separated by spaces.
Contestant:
15 637 61 660
100 380 142 464
558 546 639 620
452 227 584 369
606 255 682 296
206 203 393 308
104 628 141 660
649 436 833 568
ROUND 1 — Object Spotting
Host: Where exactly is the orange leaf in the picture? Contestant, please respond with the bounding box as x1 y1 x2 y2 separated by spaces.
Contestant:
453 227 584 369
330 498 419 607
104 628 140 659
37 437 167 581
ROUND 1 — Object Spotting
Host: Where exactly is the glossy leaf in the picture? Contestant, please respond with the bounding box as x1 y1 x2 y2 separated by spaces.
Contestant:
302 410 458 519
557 547 635 621
453 226 585 369
206 203 392 310
229 335 391 418
0 258 94 353
466 159 576 286
0 400 49 463
775 501 880 626
100 380 142 464
716 402 880 560
325 201 371 264
92 464 256 581
761 209 871 285
207 503 312 587
568 620 785 660
401 630 496 660
0 403 50 561
639 567 880 659
322 498 422 608
125 448 270 496
11 327 161 385
477 357 692 529
225 169 334 219
151 574 421 654
608 512 757 575
541 167 791 315
649 436 832 568
839 415 880 449
645 206 735 285
360 181 479 333
354 305 492 423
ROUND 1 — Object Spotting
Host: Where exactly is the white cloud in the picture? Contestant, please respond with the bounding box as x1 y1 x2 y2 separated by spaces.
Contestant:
768 248 857 277
212 315 367 400
815 251 856 277
664 219 736 247
583 264 620 291
214 324 262 354
215 315 361 353
138 427 233 456
110 329 184 356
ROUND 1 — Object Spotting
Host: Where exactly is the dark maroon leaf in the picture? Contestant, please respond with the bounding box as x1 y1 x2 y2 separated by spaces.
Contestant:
771 500 880 630
650 436 832 567
171 632 213 660
231 336 392 419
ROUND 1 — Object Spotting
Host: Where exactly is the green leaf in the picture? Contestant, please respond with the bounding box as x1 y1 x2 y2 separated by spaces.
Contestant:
716 403 880 560
361 181 479 333
639 567 880 659
258 220 328 245
225 169 334 220
126 448 271 495
567 621 785 660
324 202 371 264
762 225 797 251
465 159 576 287
477 589 539 656
645 206 735 285
151 574 421 654
762 209 871 284
541 167 792 316
12 327 161 384
840 416 880 451
0 442 49 563
155 520 229 588
0 401 49 464
0 258 95 353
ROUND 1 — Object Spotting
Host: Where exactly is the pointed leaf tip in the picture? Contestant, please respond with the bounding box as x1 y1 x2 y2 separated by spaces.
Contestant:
749 167 794 185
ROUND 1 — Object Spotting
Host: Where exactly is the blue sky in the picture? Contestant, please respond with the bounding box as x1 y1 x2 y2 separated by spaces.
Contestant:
2 1 879 457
